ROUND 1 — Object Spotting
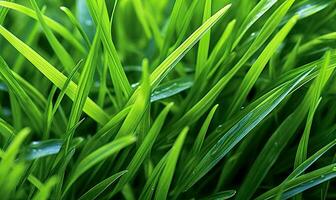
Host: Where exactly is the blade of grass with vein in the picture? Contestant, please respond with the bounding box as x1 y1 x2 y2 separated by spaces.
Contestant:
174 69 312 196
64 28 100 152
276 138 336 199
256 163 336 200
30 0 75 73
139 154 167 200
235 54 334 200
0 1 86 54
86 0 132 102
192 104 218 155
227 15 299 117
63 135 136 195
0 57 42 131
159 0 184 60
112 103 173 195
154 127 189 200
32 176 58 200
78 170 127 200
151 76 193 102
232 0 277 49
115 60 150 139
292 51 330 200
60 6 91 48
195 0 211 78
132 0 151 39
0 117 15 141
0 24 109 124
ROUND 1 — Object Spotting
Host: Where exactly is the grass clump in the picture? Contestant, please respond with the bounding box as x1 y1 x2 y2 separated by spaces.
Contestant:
0 0 336 199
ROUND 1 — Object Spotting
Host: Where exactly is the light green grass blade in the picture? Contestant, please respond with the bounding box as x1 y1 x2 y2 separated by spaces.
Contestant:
113 103 173 195
192 104 218 155
0 117 15 141
86 0 132 102
232 0 277 49
32 176 58 200
149 4 231 91
60 6 91 48
155 127 189 200
227 15 299 117
0 25 109 124
30 0 75 73
195 0 212 78
78 170 127 200
64 24 100 152
63 135 136 195
0 1 86 54
116 60 150 138
200 190 236 200
132 0 151 39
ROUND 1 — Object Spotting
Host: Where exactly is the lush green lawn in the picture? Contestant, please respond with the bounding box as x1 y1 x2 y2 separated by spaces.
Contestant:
0 0 336 199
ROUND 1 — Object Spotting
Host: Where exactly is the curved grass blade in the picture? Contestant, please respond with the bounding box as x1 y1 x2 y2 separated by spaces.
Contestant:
30 0 75 73
154 127 189 200
0 1 85 54
175 68 312 195
0 25 109 124
112 103 173 195
192 104 218 155
151 76 193 102
200 190 236 200
78 170 127 200
63 135 136 195
256 163 336 200
227 15 299 117
195 0 212 78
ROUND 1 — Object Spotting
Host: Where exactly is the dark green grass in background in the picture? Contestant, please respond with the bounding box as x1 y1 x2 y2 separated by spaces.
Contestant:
0 0 336 199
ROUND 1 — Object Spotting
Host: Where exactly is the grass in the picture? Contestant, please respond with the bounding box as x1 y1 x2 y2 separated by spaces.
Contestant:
0 0 336 199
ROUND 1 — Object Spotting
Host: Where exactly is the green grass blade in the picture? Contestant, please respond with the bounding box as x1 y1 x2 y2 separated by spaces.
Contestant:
195 0 212 78
63 135 136 195
154 127 189 200
0 1 86 54
78 170 127 200
0 25 109 124
227 15 299 117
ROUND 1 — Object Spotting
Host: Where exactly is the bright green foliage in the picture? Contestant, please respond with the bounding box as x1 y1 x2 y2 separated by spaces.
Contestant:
0 0 336 199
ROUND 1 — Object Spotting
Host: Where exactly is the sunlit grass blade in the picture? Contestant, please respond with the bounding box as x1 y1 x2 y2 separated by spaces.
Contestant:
227 15 299 117
0 25 109 124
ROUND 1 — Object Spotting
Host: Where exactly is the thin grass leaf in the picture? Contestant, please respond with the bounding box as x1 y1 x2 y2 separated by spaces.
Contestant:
0 24 109 124
63 135 136 195
0 1 86 54
192 104 218 155
30 0 75 73
227 15 299 117
256 163 336 200
78 170 127 200
155 127 189 200
195 0 211 78
112 103 173 195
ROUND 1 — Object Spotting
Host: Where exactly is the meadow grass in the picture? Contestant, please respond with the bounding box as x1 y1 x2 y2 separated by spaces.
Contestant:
0 0 336 199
